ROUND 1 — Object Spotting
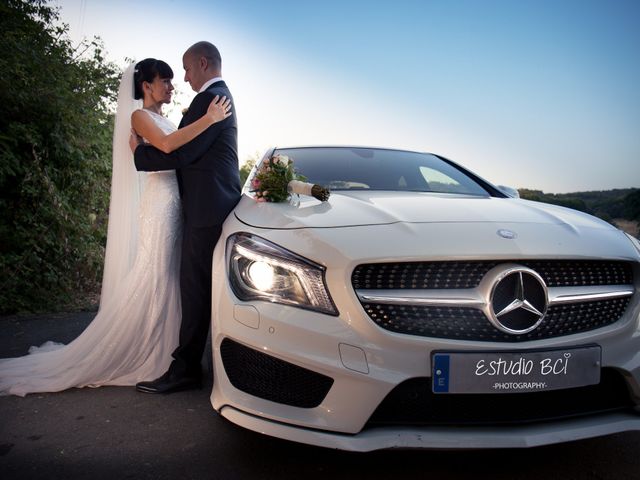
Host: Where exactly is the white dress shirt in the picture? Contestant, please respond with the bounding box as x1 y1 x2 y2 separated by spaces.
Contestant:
199 77 223 93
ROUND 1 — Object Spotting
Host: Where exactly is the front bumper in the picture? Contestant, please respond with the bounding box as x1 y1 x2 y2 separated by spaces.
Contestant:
219 407 640 451
210 226 640 451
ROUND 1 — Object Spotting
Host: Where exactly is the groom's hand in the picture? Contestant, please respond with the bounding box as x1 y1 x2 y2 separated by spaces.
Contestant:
129 129 143 153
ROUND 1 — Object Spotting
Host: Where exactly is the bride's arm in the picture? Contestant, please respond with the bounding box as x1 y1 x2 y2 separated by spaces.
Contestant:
130 96 232 154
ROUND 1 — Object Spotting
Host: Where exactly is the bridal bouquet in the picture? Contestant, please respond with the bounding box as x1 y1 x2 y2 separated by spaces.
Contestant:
251 154 330 203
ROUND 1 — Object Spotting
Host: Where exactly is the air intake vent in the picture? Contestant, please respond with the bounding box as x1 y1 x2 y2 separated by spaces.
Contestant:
220 338 333 408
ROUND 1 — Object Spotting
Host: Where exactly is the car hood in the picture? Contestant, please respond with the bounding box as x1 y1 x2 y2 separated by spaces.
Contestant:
234 191 614 231
232 192 638 263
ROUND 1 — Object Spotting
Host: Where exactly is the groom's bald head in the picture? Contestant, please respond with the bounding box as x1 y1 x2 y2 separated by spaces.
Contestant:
186 41 221 73
183 41 222 92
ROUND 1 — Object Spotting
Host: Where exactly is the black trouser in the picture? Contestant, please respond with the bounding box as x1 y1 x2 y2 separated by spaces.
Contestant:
171 223 222 378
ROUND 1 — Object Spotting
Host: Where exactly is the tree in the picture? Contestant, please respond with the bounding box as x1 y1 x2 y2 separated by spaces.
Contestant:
0 0 119 313
239 153 261 186
623 190 640 222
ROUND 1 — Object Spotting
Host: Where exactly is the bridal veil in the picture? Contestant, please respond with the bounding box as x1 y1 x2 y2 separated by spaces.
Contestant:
100 63 145 309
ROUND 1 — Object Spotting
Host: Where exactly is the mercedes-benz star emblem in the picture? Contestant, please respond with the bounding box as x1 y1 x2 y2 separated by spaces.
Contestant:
488 267 548 335
497 229 517 239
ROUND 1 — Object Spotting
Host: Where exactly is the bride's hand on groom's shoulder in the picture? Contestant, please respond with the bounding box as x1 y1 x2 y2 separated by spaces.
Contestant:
206 95 232 125
129 128 143 154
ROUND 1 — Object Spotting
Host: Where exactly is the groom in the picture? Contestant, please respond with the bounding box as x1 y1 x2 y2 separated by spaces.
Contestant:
133 41 241 393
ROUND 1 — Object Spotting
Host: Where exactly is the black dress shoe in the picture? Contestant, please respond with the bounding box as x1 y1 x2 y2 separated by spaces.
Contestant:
136 371 202 394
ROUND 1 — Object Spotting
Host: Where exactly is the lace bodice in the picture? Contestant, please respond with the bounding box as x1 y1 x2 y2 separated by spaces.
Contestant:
142 109 177 136
142 110 178 178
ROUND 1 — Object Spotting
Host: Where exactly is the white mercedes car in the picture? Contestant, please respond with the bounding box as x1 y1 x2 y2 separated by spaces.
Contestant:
210 146 640 451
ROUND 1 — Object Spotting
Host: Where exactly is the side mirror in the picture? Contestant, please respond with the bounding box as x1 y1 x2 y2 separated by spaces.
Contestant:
497 185 520 198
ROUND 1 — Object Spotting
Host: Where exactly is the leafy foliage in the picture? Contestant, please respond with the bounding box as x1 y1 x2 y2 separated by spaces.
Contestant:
0 0 119 313
239 156 257 187
518 188 639 223
622 190 640 222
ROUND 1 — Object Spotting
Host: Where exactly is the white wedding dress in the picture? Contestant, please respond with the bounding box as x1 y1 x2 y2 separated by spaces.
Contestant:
0 111 182 396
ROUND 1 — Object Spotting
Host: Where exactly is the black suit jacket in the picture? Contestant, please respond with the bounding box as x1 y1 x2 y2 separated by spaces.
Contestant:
134 81 241 227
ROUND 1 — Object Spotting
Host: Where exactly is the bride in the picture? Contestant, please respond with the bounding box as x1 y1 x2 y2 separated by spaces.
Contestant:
0 58 230 396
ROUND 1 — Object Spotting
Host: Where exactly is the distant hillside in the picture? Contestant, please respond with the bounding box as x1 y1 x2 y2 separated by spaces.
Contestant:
518 188 640 223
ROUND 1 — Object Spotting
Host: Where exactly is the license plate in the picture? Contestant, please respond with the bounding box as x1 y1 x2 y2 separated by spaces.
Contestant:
432 346 601 394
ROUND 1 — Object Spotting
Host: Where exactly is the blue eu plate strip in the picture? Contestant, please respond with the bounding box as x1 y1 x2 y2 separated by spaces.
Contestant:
433 354 450 393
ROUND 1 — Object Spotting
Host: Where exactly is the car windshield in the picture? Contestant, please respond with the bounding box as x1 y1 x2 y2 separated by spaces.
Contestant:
273 147 491 196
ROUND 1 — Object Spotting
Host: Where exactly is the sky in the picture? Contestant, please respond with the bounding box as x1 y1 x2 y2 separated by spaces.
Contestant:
53 0 640 193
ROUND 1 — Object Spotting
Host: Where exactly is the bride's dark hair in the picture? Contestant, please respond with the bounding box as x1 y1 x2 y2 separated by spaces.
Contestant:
133 58 174 100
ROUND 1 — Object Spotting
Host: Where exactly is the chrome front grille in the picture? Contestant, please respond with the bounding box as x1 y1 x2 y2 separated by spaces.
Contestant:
363 298 631 342
353 260 635 341
352 262 491 289
352 260 633 289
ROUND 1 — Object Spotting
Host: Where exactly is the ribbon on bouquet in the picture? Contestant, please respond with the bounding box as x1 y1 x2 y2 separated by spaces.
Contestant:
287 180 331 202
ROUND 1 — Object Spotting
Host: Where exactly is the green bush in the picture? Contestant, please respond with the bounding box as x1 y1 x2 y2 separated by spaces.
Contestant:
622 190 640 222
239 157 257 188
0 0 119 313
518 187 639 223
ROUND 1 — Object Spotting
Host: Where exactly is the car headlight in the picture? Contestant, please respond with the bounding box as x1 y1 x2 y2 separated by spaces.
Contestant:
226 233 338 316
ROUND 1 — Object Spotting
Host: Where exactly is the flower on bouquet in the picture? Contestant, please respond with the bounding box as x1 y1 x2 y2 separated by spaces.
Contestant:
251 154 330 203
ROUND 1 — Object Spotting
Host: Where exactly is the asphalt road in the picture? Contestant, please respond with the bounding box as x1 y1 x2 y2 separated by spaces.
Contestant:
1 312 639 480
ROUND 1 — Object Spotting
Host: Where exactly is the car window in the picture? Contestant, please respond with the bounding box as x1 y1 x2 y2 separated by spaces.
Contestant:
419 166 472 194
273 147 490 196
